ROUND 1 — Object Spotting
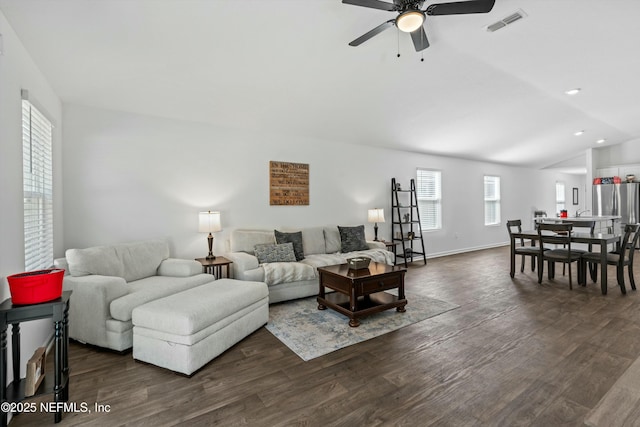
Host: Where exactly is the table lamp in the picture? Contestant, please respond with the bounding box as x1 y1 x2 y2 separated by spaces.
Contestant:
368 208 385 241
199 211 222 259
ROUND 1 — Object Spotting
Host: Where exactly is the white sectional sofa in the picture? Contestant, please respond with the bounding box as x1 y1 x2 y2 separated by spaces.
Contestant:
54 239 214 352
225 226 395 303
132 278 268 375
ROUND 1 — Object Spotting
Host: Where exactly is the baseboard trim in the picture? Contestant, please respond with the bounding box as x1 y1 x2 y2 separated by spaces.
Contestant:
426 241 509 260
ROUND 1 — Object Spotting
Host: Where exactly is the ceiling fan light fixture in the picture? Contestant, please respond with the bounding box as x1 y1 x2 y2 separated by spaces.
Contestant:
396 10 424 33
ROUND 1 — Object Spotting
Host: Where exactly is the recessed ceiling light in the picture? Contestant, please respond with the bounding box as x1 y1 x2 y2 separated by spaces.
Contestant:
596 139 606 144
565 88 581 95
574 130 584 136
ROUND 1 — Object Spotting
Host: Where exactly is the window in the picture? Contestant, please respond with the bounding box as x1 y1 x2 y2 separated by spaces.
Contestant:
484 175 501 226
22 93 54 271
416 169 442 231
556 181 565 215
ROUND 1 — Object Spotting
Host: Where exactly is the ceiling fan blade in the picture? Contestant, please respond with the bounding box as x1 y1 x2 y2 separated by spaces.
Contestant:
426 0 495 16
410 26 430 52
342 0 398 12
348 20 395 47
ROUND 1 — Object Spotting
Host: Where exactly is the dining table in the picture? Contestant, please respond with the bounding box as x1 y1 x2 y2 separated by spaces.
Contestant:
510 229 622 295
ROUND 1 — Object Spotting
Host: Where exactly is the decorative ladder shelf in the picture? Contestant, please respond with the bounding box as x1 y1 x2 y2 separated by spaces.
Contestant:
391 178 427 267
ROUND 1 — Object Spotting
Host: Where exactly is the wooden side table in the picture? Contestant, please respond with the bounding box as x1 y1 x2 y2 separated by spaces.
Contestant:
195 256 233 279
0 291 72 426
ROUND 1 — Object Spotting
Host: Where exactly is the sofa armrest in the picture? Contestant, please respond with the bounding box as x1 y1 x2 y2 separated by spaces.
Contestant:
54 257 69 273
157 258 202 277
62 275 129 347
367 241 385 250
224 252 259 280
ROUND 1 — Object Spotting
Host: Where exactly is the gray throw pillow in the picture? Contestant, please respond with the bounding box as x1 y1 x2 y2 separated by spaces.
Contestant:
274 230 305 261
254 243 297 264
338 225 369 252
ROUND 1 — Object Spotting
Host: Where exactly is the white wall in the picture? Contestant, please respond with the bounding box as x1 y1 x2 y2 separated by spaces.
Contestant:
592 140 640 183
587 142 640 212
62 104 583 259
0 11 63 385
593 139 640 168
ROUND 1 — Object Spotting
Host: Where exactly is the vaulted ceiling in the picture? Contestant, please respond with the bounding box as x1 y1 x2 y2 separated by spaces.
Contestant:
1 0 638 171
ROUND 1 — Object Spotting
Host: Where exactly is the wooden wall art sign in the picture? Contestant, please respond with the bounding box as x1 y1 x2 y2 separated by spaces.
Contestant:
269 161 309 206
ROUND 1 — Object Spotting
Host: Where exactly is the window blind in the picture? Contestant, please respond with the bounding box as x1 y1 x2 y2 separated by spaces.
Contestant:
416 169 442 231
484 175 501 226
22 98 54 271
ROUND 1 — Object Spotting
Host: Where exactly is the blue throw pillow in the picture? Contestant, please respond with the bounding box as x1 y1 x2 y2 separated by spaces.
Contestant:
338 225 369 252
274 230 305 261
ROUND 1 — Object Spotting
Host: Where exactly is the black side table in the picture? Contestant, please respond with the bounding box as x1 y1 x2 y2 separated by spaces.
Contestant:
0 291 71 426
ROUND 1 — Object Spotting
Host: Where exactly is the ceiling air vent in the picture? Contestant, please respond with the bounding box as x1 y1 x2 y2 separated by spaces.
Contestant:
486 10 526 32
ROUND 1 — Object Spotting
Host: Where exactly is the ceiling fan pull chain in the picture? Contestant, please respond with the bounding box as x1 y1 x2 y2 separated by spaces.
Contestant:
397 27 400 58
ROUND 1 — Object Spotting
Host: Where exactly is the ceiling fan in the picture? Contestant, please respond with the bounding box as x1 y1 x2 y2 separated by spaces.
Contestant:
343 0 496 52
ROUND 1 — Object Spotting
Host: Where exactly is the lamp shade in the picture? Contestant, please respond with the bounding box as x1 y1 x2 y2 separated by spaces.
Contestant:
368 208 385 223
199 211 222 233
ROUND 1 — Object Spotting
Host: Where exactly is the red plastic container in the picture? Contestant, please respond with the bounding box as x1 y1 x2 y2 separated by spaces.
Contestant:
7 269 64 305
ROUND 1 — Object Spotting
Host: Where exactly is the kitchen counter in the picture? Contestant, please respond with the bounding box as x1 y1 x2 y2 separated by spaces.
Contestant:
561 215 619 221
534 215 621 232
535 215 620 221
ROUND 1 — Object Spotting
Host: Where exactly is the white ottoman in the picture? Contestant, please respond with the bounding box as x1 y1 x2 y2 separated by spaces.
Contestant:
132 278 268 375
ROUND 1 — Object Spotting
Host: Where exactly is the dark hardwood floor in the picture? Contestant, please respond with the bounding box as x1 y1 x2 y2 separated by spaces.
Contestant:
10 246 640 426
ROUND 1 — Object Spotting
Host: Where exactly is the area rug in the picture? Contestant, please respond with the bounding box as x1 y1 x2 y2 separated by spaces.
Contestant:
265 293 459 361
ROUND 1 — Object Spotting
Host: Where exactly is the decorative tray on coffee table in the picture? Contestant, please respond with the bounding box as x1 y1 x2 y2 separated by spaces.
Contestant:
346 257 371 270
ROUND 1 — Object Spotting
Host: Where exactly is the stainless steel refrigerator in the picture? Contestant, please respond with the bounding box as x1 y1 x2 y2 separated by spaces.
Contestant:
593 182 640 226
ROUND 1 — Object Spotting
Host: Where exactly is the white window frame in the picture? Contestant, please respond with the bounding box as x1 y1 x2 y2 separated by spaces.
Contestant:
416 169 442 231
484 175 501 226
556 181 566 215
22 91 54 271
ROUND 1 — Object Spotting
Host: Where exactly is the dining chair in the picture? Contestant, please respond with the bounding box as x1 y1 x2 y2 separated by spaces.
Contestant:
506 219 543 276
562 220 595 237
581 224 640 294
537 222 583 289
560 220 596 278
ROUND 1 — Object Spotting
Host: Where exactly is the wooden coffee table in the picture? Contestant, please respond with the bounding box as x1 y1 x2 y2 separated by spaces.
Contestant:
317 262 407 327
